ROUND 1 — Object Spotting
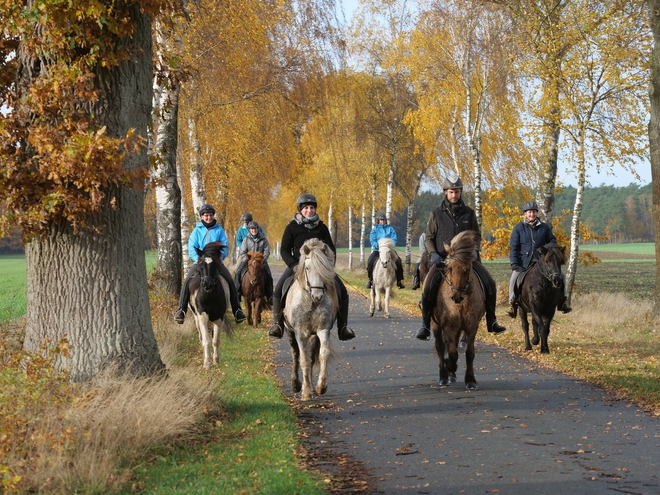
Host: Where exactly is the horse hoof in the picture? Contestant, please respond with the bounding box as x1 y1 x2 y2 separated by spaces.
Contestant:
316 385 328 395
465 383 478 390
449 373 457 383
531 336 540 345
292 380 301 393
439 379 450 386
369 312 374 317
384 314 390 319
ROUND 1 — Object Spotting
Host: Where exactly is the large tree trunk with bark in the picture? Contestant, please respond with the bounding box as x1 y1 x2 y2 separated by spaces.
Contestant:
648 1 660 317
22 6 164 381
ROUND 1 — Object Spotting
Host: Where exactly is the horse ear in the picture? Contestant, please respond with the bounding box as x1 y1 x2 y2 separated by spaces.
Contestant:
195 247 204 257
538 246 548 255
443 242 451 255
303 245 311 255
559 246 566 253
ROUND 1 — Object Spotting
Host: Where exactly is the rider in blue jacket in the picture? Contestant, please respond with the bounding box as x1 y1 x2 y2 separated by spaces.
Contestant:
366 213 405 289
507 201 572 318
174 204 247 325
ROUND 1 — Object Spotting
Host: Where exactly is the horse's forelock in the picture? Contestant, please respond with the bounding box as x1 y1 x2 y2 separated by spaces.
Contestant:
378 238 397 262
545 244 568 265
449 231 477 263
294 239 338 308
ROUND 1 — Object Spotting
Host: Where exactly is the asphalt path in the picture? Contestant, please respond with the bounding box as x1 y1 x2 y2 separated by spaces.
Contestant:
269 265 660 495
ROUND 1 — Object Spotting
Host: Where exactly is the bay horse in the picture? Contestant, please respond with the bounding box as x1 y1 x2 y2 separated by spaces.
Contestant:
283 238 339 400
431 230 485 390
240 251 268 328
516 244 567 354
369 237 397 318
188 241 232 368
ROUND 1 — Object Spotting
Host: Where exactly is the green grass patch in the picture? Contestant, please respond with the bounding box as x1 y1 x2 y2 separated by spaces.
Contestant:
132 325 328 495
0 255 26 322
578 242 655 255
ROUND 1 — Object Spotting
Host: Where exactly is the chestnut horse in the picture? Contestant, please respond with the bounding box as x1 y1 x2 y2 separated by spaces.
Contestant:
431 230 485 390
240 251 268 328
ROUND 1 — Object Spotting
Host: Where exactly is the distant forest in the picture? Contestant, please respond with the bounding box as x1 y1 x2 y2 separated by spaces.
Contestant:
0 183 653 254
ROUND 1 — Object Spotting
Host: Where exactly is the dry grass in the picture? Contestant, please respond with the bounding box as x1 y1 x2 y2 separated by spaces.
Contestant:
570 292 654 327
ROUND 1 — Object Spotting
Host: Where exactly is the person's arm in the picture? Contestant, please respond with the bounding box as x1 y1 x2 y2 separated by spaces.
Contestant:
239 237 249 262
424 212 437 254
263 238 270 260
369 227 378 250
544 224 557 246
280 224 297 268
188 228 200 263
509 224 522 269
217 228 229 260
389 225 397 245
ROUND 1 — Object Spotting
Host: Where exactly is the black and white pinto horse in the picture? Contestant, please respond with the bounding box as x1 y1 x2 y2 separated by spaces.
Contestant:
188 241 232 368
284 238 339 400
369 237 397 318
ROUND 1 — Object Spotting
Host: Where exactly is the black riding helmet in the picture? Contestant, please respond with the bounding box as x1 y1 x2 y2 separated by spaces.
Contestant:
247 221 259 229
297 193 317 211
522 201 539 213
376 213 387 222
241 213 253 223
199 204 215 216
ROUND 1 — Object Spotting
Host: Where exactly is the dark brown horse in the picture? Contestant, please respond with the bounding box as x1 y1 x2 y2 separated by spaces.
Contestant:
431 230 485 390
240 251 268 328
516 244 567 354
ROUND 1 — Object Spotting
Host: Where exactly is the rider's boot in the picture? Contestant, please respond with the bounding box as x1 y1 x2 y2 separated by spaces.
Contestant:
366 280 373 289
557 296 572 314
268 296 283 338
397 279 406 289
174 309 186 324
486 293 507 334
336 297 356 341
415 296 433 341
411 273 420 290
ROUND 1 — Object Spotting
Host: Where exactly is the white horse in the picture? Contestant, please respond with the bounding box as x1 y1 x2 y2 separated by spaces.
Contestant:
283 238 339 400
369 237 397 318
188 242 232 369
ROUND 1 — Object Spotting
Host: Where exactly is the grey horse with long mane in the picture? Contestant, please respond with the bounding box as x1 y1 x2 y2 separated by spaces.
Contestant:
369 237 397 318
283 238 340 400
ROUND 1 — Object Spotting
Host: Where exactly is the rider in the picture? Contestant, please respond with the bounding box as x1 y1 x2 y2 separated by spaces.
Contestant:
174 204 247 325
366 213 405 290
507 200 572 318
268 193 356 341
411 232 426 290
235 213 264 252
415 174 507 341
234 220 274 303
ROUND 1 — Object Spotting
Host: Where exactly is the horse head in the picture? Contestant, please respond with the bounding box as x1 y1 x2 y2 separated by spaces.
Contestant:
538 244 567 289
246 251 265 285
443 231 478 304
298 239 337 306
195 241 225 293
378 238 395 268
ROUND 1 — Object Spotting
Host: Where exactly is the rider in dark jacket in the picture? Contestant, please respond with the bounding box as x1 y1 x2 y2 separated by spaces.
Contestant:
415 174 506 341
268 194 355 341
507 201 572 318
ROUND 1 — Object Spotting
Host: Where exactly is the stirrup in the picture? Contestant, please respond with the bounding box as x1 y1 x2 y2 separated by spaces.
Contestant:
235 309 247 324
489 320 507 335
268 323 283 339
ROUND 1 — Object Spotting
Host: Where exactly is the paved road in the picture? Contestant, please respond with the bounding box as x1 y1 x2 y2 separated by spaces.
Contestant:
269 268 660 495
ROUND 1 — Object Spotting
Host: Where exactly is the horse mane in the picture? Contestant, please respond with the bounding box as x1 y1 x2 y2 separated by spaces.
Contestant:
446 230 478 263
247 251 265 263
201 241 226 265
543 243 568 265
294 238 339 311
378 237 398 263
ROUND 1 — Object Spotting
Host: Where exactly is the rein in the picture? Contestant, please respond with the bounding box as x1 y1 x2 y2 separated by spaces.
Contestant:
441 256 471 293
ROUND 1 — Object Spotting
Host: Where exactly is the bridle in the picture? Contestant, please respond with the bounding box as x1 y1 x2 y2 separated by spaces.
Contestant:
536 253 561 284
440 256 471 294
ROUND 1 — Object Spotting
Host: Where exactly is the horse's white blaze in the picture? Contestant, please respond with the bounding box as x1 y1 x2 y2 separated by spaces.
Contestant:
204 257 213 264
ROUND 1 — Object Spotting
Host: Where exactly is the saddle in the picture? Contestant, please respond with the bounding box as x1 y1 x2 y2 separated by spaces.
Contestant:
512 261 536 302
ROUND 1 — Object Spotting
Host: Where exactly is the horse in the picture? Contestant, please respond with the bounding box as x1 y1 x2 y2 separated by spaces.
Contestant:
369 237 397 318
240 251 268 328
516 244 568 354
419 250 431 288
431 230 485 390
283 238 339 400
188 241 232 368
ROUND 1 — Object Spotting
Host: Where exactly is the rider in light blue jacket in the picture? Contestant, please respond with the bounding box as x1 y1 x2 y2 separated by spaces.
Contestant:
174 204 246 325
366 213 405 290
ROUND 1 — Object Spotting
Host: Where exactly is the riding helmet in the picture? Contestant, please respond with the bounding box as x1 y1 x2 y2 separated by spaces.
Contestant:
247 221 259 229
522 201 539 213
297 193 317 211
376 213 387 222
199 204 215 216
442 172 463 190
241 213 253 223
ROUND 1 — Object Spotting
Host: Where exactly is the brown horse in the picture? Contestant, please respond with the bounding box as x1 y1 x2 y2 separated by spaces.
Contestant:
516 244 567 354
240 251 268 328
431 230 485 390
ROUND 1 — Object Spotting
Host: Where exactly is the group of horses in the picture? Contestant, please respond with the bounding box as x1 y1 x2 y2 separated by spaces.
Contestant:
185 233 568 399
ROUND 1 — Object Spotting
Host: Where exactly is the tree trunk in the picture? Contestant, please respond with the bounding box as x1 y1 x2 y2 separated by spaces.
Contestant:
647 1 660 316
534 78 561 226
565 136 586 303
360 198 366 265
22 6 164 381
348 204 353 270
405 201 414 273
153 71 182 295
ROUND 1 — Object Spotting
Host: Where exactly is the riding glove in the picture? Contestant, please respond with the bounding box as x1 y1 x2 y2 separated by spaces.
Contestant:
430 252 444 267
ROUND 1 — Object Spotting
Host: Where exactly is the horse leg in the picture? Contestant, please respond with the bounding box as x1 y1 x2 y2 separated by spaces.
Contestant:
531 313 542 346
297 335 314 400
464 331 478 390
369 288 375 317
254 297 262 327
245 296 253 326
211 320 220 365
539 316 552 354
288 331 301 393
315 330 331 395
520 309 532 351
434 330 452 386
383 286 391 318
195 314 212 369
